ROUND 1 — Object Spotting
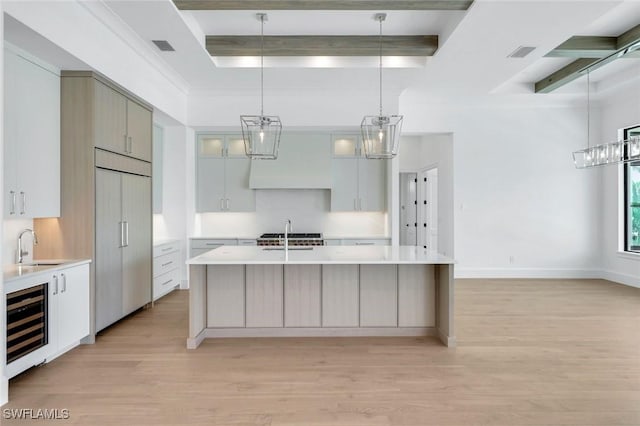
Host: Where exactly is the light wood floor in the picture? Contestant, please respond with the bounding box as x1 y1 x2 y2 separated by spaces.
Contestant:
4 279 640 426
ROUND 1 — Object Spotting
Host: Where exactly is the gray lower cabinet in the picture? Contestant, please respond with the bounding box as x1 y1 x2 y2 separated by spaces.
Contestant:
207 265 245 327
284 265 321 327
321 265 359 327
359 265 398 327
95 168 151 331
245 265 283 327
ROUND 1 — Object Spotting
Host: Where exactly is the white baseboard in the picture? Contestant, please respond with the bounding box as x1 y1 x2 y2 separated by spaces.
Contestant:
203 327 437 339
455 268 601 279
601 270 640 288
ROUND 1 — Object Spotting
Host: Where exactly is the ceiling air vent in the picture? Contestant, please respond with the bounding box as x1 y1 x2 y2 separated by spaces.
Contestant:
152 40 175 52
507 46 536 58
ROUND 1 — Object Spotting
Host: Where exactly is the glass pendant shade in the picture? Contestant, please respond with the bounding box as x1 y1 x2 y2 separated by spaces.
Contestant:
361 115 403 159
573 136 640 168
240 115 282 160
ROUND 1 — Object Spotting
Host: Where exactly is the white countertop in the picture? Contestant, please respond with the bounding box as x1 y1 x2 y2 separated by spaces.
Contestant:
4 259 92 283
187 245 454 265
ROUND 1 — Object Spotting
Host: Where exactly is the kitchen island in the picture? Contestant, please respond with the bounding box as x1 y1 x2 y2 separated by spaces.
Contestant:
187 245 455 349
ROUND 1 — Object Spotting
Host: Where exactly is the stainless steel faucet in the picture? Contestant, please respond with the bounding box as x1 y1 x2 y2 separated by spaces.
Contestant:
17 228 38 264
284 219 292 261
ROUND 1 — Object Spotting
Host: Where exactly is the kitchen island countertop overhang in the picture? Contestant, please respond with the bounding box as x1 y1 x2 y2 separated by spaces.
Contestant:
187 245 455 349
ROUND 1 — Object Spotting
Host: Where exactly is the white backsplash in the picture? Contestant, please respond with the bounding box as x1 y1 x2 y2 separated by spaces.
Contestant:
197 189 387 238
3 218 35 266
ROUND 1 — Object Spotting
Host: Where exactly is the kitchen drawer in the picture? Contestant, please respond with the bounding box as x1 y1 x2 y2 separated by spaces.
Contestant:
238 239 257 246
153 268 180 301
153 240 180 257
190 239 238 249
153 250 181 278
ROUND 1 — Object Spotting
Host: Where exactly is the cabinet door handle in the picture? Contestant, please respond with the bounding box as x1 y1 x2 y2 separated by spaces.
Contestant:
19 191 25 215
53 275 58 295
226 199 230 210
61 273 67 293
354 199 357 210
128 136 133 153
356 242 375 245
124 135 128 153
220 198 224 211
161 247 172 252
9 191 16 215
359 198 362 211
124 221 129 247
119 221 125 248
161 261 173 267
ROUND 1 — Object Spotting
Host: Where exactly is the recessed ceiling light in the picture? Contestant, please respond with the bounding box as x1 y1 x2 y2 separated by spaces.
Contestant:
507 46 536 58
152 40 175 52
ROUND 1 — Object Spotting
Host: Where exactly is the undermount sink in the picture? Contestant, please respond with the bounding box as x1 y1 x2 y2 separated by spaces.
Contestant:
20 261 64 267
262 247 314 251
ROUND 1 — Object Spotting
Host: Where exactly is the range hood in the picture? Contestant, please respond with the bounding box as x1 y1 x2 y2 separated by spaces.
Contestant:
249 132 331 189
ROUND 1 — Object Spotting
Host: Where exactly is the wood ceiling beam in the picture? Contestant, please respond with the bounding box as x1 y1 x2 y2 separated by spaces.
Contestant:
536 24 640 93
174 0 473 10
544 36 617 58
206 35 438 56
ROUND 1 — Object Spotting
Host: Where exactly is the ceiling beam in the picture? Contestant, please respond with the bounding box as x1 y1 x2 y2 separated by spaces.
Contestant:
206 35 438 56
534 58 598 94
536 24 640 93
544 36 617 58
174 0 473 10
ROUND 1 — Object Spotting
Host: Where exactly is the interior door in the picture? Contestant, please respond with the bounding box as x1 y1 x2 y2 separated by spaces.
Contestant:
399 173 417 245
95 168 123 331
122 173 152 315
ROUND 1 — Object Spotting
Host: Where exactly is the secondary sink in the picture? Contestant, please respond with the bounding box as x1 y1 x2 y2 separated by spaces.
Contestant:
262 247 314 251
21 261 64 267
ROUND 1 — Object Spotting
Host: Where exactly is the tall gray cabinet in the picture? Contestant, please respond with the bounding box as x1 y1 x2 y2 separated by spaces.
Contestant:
34 71 153 337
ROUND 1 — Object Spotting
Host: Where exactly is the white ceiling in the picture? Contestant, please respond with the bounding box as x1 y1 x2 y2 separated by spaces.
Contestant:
8 0 640 98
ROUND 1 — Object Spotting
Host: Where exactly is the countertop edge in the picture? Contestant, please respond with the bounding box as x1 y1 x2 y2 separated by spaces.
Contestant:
4 259 92 284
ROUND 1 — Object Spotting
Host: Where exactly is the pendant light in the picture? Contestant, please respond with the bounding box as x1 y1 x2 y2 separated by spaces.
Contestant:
573 52 640 168
241 13 282 160
361 13 403 159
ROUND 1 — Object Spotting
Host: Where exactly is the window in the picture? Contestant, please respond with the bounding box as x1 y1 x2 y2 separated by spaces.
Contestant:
624 126 640 253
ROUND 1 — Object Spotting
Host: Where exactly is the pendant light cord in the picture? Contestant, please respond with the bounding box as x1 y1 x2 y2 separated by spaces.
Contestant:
260 14 265 117
587 68 590 150
379 16 383 118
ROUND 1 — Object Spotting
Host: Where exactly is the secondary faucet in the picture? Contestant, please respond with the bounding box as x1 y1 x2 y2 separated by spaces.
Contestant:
284 219 292 261
17 228 38 264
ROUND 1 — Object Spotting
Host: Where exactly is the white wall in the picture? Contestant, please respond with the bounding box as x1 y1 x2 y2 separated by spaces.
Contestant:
2 219 35 267
397 134 454 257
598 79 640 288
153 125 189 285
0 1 8 406
188 89 399 127
400 93 602 278
4 0 188 124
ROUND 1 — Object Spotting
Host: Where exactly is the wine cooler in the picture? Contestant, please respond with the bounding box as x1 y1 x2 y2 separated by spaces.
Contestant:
6 283 48 364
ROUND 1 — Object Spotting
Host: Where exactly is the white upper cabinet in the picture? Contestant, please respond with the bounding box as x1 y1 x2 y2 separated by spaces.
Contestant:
3 46 60 218
331 134 387 212
196 133 255 212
